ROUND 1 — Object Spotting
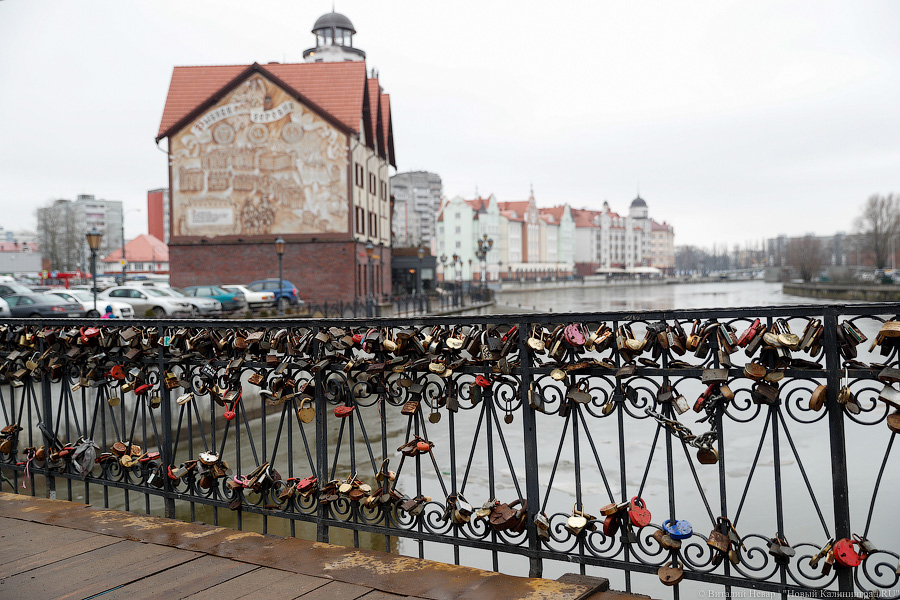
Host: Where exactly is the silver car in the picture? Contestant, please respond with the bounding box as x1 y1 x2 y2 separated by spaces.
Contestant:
99 286 193 317
152 287 222 316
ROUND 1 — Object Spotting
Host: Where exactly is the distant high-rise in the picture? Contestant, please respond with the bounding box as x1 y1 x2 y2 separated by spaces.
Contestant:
37 195 123 271
391 171 442 247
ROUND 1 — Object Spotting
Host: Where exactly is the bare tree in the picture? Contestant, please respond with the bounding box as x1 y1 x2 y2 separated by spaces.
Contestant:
855 194 900 269
36 200 84 271
786 236 824 282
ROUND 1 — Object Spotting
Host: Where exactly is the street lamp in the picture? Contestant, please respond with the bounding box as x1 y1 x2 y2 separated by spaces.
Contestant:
85 228 103 315
439 254 447 288
475 234 494 288
275 237 285 315
417 246 425 295
365 241 375 316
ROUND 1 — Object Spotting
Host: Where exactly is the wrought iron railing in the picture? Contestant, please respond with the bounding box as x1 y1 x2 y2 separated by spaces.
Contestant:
0 304 898 599
281 289 493 319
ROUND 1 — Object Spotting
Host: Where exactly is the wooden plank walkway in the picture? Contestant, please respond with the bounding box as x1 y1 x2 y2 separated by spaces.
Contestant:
0 493 634 600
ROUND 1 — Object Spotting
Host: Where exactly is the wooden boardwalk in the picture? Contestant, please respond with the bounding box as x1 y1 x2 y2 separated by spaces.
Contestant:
0 493 636 600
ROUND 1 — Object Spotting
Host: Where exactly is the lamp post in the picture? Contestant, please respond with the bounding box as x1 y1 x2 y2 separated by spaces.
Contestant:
439 254 447 289
417 246 425 295
468 258 473 290
366 241 375 317
85 228 103 316
275 237 285 315
475 234 494 288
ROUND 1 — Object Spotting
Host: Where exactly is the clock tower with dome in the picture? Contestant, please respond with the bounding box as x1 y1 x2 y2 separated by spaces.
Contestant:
303 10 366 63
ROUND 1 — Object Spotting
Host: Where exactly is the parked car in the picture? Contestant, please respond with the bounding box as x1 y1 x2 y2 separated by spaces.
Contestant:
44 289 135 318
0 281 34 297
248 279 303 311
99 286 193 317
150 287 222 316
0 297 10 318
4 293 85 317
220 284 275 309
181 285 248 312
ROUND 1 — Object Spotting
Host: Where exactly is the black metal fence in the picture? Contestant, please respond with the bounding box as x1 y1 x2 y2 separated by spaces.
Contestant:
0 304 898 598
292 289 494 318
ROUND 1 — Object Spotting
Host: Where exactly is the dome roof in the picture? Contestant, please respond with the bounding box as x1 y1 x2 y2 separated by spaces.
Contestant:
313 11 356 34
630 195 647 208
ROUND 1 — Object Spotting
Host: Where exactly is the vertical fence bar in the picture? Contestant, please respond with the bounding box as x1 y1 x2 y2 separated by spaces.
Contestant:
314 328 329 543
158 342 176 519
823 308 853 593
517 320 543 578
39 336 55 500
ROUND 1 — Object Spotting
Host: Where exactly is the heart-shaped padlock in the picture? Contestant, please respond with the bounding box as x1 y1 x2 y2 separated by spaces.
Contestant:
628 497 651 528
663 518 693 540
833 538 864 568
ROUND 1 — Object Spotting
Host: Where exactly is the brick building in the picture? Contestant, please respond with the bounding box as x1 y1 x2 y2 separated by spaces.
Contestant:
156 11 396 301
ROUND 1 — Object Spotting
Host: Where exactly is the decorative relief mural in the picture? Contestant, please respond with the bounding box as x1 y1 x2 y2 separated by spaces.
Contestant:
171 74 349 237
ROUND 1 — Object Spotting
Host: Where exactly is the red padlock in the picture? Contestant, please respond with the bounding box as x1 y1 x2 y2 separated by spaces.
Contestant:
108 365 126 381
416 440 433 453
80 326 101 344
352 333 363 345
334 405 355 418
564 324 586 346
475 375 492 388
134 384 152 396
628 496 651 528
833 538 865 568
694 385 715 413
224 390 242 421
736 319 760 347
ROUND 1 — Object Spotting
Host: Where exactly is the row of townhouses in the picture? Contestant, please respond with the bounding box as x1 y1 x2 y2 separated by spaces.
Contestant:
426 188 675 282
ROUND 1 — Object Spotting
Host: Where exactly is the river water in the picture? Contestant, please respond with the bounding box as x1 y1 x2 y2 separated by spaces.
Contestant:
32 281 897 596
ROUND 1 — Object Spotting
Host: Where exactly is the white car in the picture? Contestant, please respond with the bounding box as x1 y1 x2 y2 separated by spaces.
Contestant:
221 284 275 309
44 289 135 318
99 286 193 317
0 297 9 318
149 287 222 316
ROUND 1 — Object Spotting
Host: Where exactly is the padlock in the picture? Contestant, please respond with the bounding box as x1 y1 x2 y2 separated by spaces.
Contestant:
833 538 864 568
653 528 682 550
566 379 591 404
628 497 651 527
768 536 796 561
565 507 588 536
809 384 826 412
658 561 684 586
297 398 315 424
696 446 719 465
662 518 693 540
535 512 551 540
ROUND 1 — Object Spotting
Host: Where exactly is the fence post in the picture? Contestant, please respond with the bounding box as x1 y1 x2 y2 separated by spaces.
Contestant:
314 327 330 543
157 341 176 519
39 336 55 500
517 319 543 578
824 308 853 594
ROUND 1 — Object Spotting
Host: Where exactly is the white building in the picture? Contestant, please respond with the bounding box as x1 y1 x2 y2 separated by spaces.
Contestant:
435 189 575 282
391 171 442 247
572 196 675 275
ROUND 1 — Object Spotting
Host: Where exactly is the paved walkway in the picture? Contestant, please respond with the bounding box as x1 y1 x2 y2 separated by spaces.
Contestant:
0 493 633 600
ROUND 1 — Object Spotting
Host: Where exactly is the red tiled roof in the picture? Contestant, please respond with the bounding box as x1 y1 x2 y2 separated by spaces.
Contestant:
157 62 370 139
539 206 565 221
497 201 530 214
464 197 492 212
651 219 673 232
380 93 394 166
366 78 382 154
500 209 524 222
571 208 599 228
102 234 168 263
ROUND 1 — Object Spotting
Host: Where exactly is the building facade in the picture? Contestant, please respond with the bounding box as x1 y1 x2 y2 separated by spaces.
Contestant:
147 188 170 244
102 234 169 277
572 196 675 275
156 11 396 301
434 190 576 283
390 171 442 248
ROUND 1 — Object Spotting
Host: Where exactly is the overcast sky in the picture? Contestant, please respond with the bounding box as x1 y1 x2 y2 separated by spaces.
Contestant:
2 1 899 248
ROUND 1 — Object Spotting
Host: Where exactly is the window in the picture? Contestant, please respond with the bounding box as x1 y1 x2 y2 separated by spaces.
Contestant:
355 164 364 188
455 212 461 220
369 212 378 237
455 241 461 248
455 226 461 234
355 207 365 234
369 173 377 194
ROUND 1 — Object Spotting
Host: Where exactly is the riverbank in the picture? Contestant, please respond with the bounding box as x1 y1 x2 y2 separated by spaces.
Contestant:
783 282 900 302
